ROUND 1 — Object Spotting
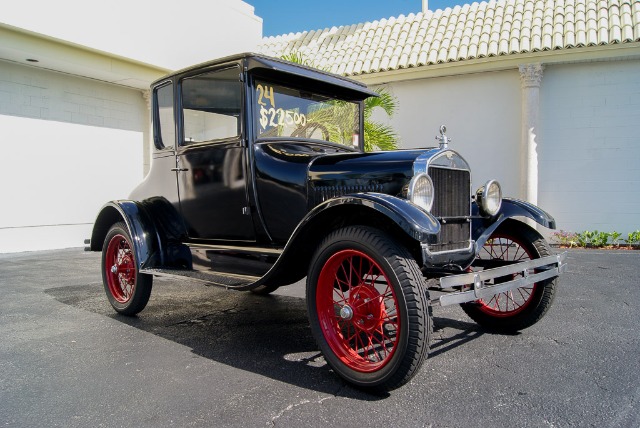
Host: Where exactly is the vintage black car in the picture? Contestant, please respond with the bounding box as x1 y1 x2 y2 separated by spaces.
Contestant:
88 53 566 391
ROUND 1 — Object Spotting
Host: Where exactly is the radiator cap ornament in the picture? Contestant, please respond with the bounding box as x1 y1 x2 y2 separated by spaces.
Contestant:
436 125 451 149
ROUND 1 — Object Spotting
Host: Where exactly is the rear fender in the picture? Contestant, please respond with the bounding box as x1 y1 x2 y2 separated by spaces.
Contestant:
90 201 162 270
472 198 556 249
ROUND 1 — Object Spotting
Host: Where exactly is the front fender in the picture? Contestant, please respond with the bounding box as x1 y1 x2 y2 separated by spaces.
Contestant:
90 201 162 270
251 193 441 288
472 198 556 248
307 193 441 243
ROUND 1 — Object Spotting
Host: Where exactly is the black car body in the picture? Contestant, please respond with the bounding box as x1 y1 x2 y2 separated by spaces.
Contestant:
89 53 566 391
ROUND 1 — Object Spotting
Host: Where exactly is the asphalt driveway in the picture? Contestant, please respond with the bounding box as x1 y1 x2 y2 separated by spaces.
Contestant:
0 248 638 427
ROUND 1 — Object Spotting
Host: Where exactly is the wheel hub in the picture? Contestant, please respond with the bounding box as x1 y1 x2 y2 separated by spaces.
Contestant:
339 305 354 320
348 285 386 332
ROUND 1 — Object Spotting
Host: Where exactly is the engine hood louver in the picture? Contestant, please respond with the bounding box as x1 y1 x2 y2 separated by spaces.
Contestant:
313 184 384 204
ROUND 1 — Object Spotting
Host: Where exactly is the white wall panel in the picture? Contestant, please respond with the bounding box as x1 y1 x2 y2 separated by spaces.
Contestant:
1 0 262 70
0 61 146 253
375 70 522 197
0 116 143 252
539 60 640 235
0 61 146 131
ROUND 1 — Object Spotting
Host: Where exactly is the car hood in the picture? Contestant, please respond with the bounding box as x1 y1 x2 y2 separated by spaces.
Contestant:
307 149 431 204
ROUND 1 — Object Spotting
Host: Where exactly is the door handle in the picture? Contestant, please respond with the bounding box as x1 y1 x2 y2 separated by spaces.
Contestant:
170 168 189 172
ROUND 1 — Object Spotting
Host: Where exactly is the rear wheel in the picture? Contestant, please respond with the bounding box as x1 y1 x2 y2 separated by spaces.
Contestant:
460 221 556 332
307 226 430 391
102 222 152 315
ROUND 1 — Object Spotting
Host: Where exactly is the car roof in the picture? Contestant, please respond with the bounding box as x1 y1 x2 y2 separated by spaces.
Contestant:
151 52 379 101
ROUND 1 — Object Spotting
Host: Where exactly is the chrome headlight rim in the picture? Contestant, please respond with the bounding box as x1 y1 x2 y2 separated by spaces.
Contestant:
477 179 502 217
407 173 435 212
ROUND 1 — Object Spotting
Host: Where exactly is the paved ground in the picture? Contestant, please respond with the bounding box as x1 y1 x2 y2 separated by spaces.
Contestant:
1 248 638 427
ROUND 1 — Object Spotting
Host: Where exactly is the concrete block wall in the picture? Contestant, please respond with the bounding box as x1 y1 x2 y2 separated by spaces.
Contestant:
539 60 640 236
0 61 146 132
0 61 148 253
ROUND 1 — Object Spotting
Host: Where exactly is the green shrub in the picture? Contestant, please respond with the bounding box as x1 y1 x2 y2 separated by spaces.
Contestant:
627 230 640 245
576 230 593 247
610 231 622 246
590 231 610 247
552 229 638 248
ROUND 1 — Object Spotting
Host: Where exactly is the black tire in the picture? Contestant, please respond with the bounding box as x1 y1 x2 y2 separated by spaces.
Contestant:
101 222 152 315
249 284 280 295
306 226 431 391
460 220 556 332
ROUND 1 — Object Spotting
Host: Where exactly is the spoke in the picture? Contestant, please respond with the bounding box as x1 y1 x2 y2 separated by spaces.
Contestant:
332 291 348 306
519 287 533 300
487 294 499 310
500 240 510 261
370 336 384 362
476 232 540 315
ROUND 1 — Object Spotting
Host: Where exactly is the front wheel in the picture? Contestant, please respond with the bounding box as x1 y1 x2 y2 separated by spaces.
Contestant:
101 222 152 315
460 221 556 332
307 226 431 391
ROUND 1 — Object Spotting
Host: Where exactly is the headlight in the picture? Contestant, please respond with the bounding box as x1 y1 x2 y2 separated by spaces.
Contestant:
408 173 434 212
476 180 502 216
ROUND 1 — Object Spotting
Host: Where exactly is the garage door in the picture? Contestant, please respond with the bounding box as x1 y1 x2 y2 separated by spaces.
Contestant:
539 60 640 236
0 115 143 252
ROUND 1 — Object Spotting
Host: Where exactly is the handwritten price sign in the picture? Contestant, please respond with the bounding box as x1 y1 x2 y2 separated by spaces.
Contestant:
257 84 306 131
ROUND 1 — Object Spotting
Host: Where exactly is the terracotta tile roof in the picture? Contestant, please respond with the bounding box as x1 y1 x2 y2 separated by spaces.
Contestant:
259 0 640 76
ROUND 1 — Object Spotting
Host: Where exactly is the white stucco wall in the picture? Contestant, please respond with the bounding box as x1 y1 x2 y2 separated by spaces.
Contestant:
373 70 522 197
0 62 145 252
539 59 640 236
0 0 264 253
1 0 262 71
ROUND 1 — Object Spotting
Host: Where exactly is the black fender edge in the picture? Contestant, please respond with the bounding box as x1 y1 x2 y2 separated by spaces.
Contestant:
307 193 441 243
89 200 163 271
472 198 557 249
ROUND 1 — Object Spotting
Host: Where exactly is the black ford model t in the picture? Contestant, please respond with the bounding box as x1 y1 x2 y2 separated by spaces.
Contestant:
88 53 566 391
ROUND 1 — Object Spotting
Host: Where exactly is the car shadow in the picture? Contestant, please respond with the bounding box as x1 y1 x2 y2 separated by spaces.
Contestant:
46 279 487 398
430 317 484 358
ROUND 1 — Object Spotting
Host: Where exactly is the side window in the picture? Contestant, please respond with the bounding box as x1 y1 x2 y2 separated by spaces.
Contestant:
181 67 241 145
155 83 175 149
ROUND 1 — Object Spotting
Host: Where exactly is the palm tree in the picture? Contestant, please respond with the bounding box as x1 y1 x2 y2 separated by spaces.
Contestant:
280 52 399 151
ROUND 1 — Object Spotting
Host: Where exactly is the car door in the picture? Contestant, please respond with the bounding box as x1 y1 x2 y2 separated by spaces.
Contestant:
175 65 255 241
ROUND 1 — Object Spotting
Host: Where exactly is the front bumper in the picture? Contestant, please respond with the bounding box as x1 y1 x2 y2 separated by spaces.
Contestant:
432 252 567 307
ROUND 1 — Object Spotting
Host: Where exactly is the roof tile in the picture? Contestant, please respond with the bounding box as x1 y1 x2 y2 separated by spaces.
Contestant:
260 0 640 76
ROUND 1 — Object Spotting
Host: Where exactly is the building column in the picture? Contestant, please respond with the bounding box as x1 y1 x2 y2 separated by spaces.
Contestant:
142 90 152 176
518 63 544 205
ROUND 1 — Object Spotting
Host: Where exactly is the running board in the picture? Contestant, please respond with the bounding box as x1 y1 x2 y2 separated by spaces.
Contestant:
140 268 259 289
433 252 567 307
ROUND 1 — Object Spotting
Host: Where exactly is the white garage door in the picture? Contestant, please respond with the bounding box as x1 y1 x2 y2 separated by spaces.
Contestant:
0 115 143 252
539 60 640 236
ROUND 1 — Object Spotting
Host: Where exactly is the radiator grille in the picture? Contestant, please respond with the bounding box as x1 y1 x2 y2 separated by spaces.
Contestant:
428 167 471 252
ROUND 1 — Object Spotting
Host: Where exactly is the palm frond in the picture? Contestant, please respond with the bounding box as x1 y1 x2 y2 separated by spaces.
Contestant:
364 121 399 151
364 88 396 120
280 51 314 67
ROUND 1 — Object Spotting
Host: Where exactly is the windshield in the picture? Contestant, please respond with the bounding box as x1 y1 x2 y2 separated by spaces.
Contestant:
253 80 361 148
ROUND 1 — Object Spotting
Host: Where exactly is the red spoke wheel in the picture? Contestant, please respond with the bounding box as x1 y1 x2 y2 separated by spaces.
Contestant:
461 220 557 332
307 226 430 391
101 222 152 315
